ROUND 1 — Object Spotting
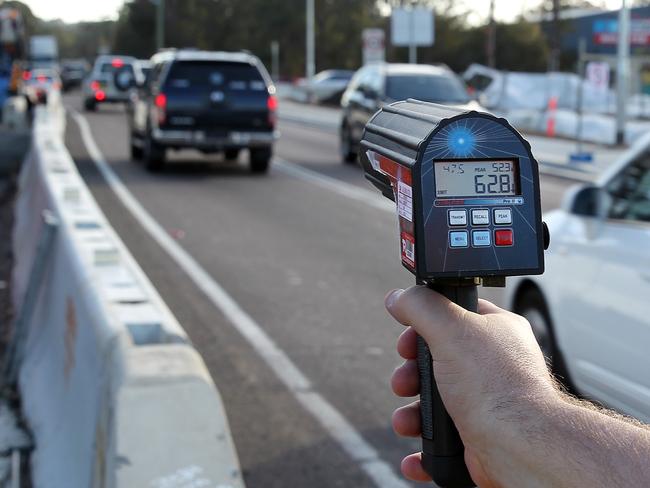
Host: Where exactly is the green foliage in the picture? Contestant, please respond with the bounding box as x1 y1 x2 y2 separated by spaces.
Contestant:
112 0 383 77
6 0 552 74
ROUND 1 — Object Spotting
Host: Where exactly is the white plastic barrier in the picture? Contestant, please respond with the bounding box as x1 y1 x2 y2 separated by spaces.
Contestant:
2 96 28 131
11 103 244 487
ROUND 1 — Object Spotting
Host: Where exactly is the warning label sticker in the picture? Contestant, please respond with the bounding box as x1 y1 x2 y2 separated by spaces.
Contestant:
401 233 415 268
397 181 412 222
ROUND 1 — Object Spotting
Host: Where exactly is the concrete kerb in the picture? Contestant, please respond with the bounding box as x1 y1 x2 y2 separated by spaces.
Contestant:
11 102 244 487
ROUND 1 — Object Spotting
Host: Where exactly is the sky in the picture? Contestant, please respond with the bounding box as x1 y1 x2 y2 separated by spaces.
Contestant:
22 0 624 25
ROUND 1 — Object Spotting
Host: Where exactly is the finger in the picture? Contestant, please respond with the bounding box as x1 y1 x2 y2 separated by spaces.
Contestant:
392 401 421 437
391 359 419 397
401 452 432 482
477 298 504 315
396 327 418 360
385 285 470 348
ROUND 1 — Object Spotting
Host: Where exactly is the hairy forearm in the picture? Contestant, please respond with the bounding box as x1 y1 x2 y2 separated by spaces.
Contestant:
485 393 650 488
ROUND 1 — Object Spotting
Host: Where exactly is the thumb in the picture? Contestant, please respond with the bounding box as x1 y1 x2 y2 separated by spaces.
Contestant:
385 286 474 354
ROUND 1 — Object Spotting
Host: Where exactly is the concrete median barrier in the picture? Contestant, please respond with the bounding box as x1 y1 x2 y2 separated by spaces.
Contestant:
9 101 243 487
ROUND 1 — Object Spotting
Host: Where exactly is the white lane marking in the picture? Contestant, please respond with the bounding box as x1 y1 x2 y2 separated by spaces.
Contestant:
273 158 395 214
279 113 338 131
70 111 409 488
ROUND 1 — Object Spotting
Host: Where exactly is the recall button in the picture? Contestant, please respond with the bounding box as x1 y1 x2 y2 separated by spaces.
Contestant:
495 229 514 246
494 208 512 225
449 231 469 248
471 209 489 225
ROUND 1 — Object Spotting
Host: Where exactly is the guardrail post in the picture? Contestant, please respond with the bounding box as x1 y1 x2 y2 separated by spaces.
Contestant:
2 210 59 389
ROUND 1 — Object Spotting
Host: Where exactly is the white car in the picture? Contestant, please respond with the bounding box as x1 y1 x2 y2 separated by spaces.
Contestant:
501 133 650 422
22 68 61 105
295 69 354 104
82 55 142 111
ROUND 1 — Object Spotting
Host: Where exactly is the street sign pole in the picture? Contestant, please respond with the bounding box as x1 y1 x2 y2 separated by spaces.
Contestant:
576 38 586 154
409 9 416 64
271 41 280 82
570 38 594 164
616 0 630 145
306 0 315 81
156 0 165 51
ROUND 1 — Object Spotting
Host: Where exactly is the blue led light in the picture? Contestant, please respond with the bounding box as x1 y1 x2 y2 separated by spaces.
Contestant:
447 126 476 157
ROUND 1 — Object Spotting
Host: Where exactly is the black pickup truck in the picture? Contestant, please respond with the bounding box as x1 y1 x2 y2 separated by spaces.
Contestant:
125 49 278 172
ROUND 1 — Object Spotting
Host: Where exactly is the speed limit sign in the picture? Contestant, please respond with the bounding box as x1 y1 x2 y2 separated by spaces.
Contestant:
586 61 610 92
362 28 385 65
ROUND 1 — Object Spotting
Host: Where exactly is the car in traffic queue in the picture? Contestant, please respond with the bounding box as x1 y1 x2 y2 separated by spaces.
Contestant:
82 55 142 111
22 68 61 105
60 59 90 91
124 49 278 172
340 63 481 164
295 69 354 104
501 135 650 423
339 63 483 163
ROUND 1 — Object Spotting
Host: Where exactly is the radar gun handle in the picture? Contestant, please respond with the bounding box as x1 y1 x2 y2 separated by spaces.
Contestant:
417 282 477 487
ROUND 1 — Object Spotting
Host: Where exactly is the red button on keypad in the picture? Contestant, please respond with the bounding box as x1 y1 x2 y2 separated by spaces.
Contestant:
495 229 513 246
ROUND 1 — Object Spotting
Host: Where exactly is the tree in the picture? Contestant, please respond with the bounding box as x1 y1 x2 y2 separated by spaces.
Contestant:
111 0 382 78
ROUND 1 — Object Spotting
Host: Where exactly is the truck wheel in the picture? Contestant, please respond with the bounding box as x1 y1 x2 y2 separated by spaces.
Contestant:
84 99 96 112
249 147 271 173
516 288 574 391
130 132 143 160
340 123 356 164
143 133 165 171
224 148 240 161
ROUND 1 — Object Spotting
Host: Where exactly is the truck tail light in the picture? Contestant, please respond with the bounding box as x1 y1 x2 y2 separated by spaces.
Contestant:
155 93 167 124
267 95 277 127
90 80 100 91
95 90 106 101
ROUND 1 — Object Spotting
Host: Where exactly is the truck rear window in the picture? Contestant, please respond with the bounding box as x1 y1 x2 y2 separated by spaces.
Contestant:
100 63 134 77
165 61 266 91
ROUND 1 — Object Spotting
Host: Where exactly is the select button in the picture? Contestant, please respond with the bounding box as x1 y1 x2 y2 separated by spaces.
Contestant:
472 230 491 247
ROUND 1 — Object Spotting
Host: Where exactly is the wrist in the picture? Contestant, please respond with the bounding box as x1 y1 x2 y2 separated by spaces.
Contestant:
467 384 568 486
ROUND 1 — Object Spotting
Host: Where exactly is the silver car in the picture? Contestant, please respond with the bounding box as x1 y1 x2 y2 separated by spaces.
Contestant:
82 55 142 111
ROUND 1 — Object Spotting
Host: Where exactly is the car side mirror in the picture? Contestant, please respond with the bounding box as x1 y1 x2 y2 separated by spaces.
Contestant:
562 184 611 218
113 68 135 92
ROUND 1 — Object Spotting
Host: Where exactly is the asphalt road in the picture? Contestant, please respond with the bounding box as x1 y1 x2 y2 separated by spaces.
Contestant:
63 93 574 488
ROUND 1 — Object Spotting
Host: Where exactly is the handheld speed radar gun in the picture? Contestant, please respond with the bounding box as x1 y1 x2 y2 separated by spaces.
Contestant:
360 100 549 487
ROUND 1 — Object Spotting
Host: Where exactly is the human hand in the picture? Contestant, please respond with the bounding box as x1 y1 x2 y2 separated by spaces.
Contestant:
386 286 561 486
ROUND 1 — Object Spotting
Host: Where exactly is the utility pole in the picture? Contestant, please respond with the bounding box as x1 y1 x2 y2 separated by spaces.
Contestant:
156 0 165 51
487 0 496 68
616 0 630 145
549 0 561 71
306 0 315 80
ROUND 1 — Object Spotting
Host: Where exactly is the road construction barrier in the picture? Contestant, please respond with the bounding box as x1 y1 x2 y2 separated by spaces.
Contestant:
2 96 28 131
9 101 244 487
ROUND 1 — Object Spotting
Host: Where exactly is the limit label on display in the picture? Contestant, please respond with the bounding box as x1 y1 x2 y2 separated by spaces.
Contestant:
434 159 519 198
